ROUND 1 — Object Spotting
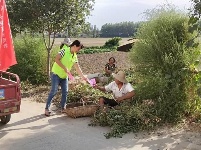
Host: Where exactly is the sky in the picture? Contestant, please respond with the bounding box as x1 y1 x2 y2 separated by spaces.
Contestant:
87 0 193 29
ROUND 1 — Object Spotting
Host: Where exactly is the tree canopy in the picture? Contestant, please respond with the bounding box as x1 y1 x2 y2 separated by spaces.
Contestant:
7 0 95 36
6 0 95 77
100 22 143 38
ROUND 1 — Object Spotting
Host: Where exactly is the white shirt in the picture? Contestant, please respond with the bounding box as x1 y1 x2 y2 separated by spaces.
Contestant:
105 81 134 99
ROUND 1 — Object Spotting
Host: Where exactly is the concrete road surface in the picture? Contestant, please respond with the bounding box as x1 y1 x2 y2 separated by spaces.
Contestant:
1 99 201 150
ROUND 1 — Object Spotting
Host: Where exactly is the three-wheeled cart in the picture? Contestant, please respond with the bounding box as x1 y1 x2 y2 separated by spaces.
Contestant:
0 71 21 124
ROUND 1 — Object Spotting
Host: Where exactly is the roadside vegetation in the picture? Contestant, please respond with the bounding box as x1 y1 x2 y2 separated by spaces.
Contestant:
90 8 201 138
8 4 201 139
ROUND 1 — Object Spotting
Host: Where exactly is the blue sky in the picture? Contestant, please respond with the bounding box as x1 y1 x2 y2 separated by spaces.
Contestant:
87 0 193 29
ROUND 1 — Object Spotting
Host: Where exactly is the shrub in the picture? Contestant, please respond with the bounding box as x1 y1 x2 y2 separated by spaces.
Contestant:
9 36 48 84
103 37 122 48
131 8 201 122
90 7 201 138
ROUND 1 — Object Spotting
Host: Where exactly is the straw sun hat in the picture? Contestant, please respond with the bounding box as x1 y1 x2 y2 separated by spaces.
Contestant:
112 71 128 83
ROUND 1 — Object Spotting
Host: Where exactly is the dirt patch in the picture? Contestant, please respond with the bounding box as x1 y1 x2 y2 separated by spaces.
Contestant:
73 51 132 75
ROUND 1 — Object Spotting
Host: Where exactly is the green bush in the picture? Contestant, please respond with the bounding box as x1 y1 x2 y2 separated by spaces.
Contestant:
90 7 201 138
103 37 122 48
131 9 201 122
9 36 48 84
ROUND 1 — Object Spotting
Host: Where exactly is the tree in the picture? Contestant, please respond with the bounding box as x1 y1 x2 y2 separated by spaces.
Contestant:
191 0 201 17
7 0 95 77
6 0 34 36
190 1 201 30
100 22 142 37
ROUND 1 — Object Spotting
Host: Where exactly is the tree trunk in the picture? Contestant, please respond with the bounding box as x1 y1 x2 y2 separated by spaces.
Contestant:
67 26 70 37
47 48 51 78
42 31 55 80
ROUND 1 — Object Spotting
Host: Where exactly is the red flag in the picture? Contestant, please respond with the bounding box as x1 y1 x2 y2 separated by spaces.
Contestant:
0 0 17 71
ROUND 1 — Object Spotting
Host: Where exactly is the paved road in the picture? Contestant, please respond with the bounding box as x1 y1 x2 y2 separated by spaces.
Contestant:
1 99 201 150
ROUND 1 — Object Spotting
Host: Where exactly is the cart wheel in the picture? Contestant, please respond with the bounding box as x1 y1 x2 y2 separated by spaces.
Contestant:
0 114 11 124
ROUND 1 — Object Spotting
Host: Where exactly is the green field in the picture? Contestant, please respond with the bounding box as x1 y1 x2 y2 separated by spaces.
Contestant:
54 38 131 47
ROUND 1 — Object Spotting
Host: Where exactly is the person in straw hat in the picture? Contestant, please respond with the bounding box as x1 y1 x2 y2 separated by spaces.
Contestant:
94 71 135 107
